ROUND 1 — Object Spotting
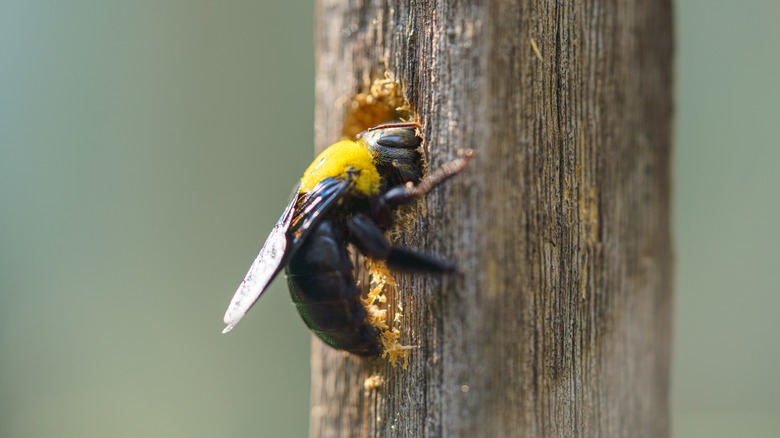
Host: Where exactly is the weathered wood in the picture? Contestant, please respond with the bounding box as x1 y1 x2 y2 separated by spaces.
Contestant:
311 0 673 437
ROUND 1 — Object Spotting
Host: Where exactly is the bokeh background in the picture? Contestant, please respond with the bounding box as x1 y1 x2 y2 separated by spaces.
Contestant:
1 1 778 437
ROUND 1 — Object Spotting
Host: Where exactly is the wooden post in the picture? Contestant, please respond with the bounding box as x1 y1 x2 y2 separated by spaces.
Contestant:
311 0 673 437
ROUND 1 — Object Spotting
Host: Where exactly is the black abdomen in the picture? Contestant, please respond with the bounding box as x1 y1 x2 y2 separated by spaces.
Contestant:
285 219 380 356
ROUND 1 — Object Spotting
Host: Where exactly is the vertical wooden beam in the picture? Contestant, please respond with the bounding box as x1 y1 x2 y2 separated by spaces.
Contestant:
311 0 673 436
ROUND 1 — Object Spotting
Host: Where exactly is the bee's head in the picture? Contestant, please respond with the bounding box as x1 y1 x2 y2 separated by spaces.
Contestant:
358 123 423 186
358 124 421 150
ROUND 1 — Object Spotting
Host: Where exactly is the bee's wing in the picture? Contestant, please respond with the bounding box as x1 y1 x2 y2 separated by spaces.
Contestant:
286 177 352 252
222 178 351 333
221 186 299 333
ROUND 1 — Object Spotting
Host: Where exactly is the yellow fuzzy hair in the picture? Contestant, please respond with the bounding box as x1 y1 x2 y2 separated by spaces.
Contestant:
300 140 381 196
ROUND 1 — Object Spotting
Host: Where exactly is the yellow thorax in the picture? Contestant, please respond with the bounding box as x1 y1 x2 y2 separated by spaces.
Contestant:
300 140 381 196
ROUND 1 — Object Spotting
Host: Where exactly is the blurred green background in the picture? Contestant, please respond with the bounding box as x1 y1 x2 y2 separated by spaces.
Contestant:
1 1 778 437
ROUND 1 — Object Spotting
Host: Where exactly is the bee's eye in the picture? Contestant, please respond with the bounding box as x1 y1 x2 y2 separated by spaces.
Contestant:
376 130 420 149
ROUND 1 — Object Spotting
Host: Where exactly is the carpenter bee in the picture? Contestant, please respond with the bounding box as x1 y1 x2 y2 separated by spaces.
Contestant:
222 122 471 356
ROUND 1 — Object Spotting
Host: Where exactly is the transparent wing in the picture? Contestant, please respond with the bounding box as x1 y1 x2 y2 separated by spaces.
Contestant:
222 188 299 333
221 178 351 333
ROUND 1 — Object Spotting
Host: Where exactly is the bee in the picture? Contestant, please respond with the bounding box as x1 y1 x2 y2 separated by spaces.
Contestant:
222 122 472 356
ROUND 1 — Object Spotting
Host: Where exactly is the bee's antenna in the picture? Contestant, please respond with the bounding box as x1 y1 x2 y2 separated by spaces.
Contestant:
367 121 421 131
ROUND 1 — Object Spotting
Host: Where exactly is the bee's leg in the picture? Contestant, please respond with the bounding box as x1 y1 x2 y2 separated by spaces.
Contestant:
346 213 455 273
371 150 473 229
385 247 456 273
378 149 474 208
345 213 390 259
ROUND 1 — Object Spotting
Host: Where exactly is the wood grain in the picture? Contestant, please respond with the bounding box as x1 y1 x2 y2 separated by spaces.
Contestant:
311 1 673 436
